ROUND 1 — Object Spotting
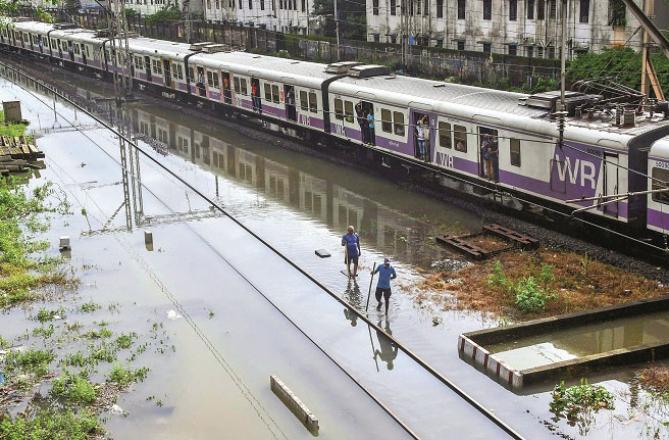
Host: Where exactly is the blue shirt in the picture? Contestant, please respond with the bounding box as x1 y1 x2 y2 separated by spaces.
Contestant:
341 233 360 257
374 264 397 289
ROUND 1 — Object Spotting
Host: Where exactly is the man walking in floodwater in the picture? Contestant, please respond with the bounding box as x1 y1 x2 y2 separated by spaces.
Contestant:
341 225 361 278
373 258 397 314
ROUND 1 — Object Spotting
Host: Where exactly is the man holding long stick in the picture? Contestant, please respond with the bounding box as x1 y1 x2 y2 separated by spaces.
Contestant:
373 258 397 315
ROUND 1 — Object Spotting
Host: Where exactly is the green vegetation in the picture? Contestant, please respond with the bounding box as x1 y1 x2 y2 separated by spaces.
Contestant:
36 307 64 323
107 364 149 387
488 261 556 314
83 327 113 340
145 5 181 25
3 348 54 378
50 371 96 405
78 302 100 313
115 333 136 350
32 324 55 338
550 380 615 421
0 409 102 440
0 110 28 137
568 47 669 98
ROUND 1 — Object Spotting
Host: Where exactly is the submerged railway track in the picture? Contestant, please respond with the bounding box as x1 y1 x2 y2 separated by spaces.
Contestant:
0 56 529 439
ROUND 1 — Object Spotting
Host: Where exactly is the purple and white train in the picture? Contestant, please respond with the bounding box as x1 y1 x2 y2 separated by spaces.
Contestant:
2 19 669 238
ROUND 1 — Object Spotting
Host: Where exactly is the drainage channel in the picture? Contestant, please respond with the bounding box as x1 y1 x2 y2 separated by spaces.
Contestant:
1 60 524 439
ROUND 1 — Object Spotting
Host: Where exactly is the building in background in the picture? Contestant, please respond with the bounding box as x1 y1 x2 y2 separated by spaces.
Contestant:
120 0 204 17
365 0 669 58
204 0 317 34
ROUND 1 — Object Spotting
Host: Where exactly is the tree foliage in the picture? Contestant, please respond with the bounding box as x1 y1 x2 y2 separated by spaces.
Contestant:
145 5 181 25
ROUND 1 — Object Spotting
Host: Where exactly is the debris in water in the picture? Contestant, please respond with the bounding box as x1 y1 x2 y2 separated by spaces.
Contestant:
432 317 441 326
110 404 124 415
166 310 181 320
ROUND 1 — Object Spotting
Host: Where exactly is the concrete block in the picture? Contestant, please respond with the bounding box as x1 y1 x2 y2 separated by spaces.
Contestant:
59 236 70 251
144 230 153 245
314 249 331 258
2 101 22 123
270 375 319 435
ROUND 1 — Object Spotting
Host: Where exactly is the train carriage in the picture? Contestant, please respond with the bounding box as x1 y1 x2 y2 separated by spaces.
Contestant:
2 19 669 240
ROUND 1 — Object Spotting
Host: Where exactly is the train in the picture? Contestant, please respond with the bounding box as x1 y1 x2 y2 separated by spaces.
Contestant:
1 19 668 240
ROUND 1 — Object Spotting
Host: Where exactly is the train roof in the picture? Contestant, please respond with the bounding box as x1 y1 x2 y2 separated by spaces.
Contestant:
190 52 336 89
650 138 669 160
127 37 193 59
11 21 53 35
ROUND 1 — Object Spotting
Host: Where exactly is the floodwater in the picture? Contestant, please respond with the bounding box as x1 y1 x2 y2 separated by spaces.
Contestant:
489 310 669 370
4 61 669 439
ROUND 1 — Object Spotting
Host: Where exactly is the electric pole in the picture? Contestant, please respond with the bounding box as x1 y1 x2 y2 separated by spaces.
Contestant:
334 0 340 59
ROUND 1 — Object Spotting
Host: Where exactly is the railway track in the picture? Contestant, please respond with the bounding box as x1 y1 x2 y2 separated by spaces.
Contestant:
0 57 526 439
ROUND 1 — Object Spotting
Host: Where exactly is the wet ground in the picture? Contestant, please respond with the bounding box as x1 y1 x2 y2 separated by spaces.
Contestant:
2 60 669 438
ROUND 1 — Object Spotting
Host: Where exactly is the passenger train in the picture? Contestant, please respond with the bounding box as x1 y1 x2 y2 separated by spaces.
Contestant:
2 19 669 239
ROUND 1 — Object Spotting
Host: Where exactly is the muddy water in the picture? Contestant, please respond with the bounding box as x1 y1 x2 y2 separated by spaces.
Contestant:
488 310 669 370
6 63 669 439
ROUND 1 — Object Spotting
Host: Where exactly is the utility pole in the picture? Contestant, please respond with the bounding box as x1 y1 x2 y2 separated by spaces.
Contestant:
556 0 568 150
334 0 340 59
640 0 665 100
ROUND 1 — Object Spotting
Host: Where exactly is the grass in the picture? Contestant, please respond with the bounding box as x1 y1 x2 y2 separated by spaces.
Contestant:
0 408 102 440
50 371 96 405
115 333 136 350
0 110 29 138
107 364 149 387
36 307 65 323
78 302 100 313
82 328 113 340
3 348 54 378
638 366 669 398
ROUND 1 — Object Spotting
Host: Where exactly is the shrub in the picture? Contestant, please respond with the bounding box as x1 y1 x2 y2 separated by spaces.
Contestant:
50 372 96 405
550 380 614 421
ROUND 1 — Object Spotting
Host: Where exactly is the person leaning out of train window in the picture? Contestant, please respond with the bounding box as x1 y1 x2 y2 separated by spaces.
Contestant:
355 102 367 144
367 111 375 145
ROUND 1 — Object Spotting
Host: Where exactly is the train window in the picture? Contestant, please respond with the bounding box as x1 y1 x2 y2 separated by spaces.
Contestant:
264 84 272 103
439 122 452 148
300 91 308 111
454 125 467 152
381 109 392 133
272 85 280 103
308 92 318 113
652 168 669 204
173 64 184 80
207 71 219 88
74 44 80 55
344 101 354 123
233 77 240 93
334 99 344 120
240 79 248 95
510 139 521 166
134 57 141 70
393 112 405 136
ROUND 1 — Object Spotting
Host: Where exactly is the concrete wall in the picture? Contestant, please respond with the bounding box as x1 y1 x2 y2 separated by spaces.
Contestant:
204 0 317 34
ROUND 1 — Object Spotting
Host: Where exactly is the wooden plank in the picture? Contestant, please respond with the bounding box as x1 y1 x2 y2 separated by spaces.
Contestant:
436 235 489 260
483 224 539 249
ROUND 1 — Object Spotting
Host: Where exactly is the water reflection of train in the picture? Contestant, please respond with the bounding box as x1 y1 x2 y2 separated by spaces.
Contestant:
128 107 442 264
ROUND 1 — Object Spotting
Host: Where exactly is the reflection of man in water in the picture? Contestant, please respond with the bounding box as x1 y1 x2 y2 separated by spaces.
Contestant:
343 279 362 327
374 320 398 370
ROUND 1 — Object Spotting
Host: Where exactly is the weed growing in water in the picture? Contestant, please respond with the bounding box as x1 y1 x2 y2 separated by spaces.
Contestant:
35 307 65 323
107 364 149 387
63 352 88 368
32 324 55 339
0 408 102 439
4 348 54 378
115 333 136 350
487 260 556 314
550 379 614 422
83 328 113 340
50 371 97 405
78 302 100 313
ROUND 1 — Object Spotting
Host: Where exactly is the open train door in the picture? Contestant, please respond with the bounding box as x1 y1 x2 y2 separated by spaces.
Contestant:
602 153 619 217
409 109 437 162
163 59 173 89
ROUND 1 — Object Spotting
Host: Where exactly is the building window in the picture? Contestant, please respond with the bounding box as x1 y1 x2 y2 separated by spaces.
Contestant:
548 0 556 18
457 0 465 19
527 46 534 57
537 0 544 19
609 0 627 27
510 139 521 166
483 0 491 20
439 122 451 148
374 33 380 43
436 39 443 47
394 112 405 136
423 0 428 15
579 0 589 23
652 168 669 204
457 40 465 51
261 0 264 9
547 46 555 58
390 35 397 43
248 0 252 8
483 42 491 54
509 0 517 20
454 125 467 152
373 0 379 14
436 0 443 17
527 0 534 19
302 0 305 11
391 0 397 15
537 46 544 58
207 0 211 7
508 44 517 56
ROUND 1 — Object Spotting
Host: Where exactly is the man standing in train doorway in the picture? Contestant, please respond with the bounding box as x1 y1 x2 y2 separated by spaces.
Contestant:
355 102 367 144
373 258 397 315
341 225 361 278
